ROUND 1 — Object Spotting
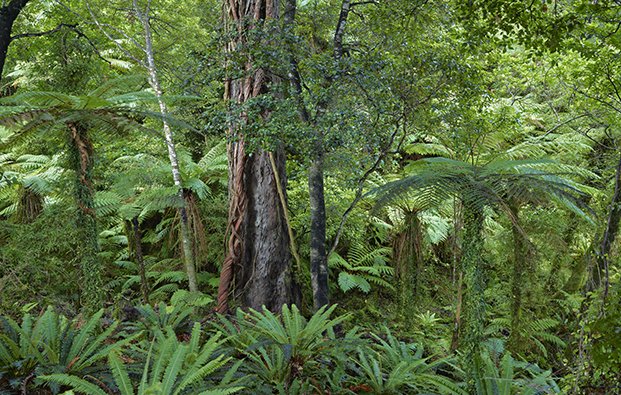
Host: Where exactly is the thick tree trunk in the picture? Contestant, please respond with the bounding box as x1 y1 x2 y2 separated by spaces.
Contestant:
237 148 294 310
68 122 103 312
0 0 29 83
217 0 296 313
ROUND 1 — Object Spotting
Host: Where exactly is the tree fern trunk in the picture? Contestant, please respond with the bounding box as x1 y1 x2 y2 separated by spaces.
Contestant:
67 122 102 313
15 187 42 224
393 210 423 318
461 201 486 379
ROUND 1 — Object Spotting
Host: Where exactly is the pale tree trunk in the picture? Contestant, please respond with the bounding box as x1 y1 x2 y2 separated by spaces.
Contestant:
134 0 197 293
217 0 296 313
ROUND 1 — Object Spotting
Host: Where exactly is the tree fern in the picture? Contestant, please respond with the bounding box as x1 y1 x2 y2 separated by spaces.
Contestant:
329 243 394 293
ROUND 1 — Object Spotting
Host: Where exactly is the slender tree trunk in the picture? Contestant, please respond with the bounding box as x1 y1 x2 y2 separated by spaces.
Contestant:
284 0 330 311
591 153 621 295
134 1 198 293
217 0 296 313
0 0 29 83
450 199 463 351
131 217 149 304
309 138 329 309
450 271 463 352
67 122 103 312
509 203 527 348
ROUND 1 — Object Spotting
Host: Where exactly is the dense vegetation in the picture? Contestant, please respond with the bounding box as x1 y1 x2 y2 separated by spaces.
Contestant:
1 0 620 393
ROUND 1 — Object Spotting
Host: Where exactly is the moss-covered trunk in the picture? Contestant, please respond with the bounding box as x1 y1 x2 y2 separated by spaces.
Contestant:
460 200 486 374
393 210 424 317
68 122 102 312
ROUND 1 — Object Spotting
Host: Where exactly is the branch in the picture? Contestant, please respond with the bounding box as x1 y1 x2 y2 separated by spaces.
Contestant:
538 113 591 138
351 1 378 7
333 0 351 61
328 119 403 256
85 0 146 68
11 23 110 65
11 22 75 40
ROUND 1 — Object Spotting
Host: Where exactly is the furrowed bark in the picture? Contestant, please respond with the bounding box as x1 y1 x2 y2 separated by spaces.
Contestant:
217 0 296 313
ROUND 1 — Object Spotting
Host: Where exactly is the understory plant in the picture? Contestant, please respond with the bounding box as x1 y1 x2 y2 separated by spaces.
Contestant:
0 308 134 393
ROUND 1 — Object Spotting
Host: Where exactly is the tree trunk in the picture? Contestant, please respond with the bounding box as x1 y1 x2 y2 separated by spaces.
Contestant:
68 122 103 313
131 217 149 304
509 203 527 348
309 141 329 309
461 201 486 379
217 0 296 313
0 0 29 83
450 271 463 351
591 153 621 294
134 0 198 293
284 0 329 310
393 210 423 316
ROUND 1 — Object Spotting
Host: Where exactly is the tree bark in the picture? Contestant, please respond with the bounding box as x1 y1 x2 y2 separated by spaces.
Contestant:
217 0 296 313
0 0 29 83
393 210 423 316
591 153 621 295
131 217 149 304
67 122 103 313
134 0 198 293
461 201 486 381
284 0 329 310
509 203 527 348
309 140 329 309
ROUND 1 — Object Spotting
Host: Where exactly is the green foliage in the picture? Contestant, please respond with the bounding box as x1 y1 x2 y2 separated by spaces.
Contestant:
0 308 133 393
472 346 560 395
41 322 242 395
353 328 464 394
329 244 394 294
487 317 566 360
